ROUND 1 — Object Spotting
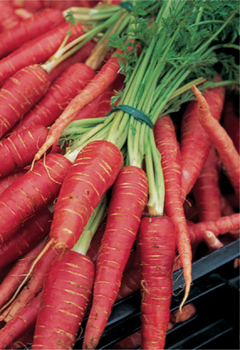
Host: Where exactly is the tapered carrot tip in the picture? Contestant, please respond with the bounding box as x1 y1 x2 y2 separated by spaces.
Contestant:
179 281 191 312
191 84 208 110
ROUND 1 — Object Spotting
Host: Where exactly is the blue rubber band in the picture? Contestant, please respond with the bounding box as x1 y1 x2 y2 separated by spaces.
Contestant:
107 104 154 128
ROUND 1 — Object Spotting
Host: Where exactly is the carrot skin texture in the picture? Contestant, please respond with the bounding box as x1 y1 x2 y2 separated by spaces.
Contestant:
0 153 71 246
0 208 52 269
0 8 64 58
0 293 41 349
0 21 84 85
180 78 225 199
83 166 148 349
154 115 192 308
0 238 45 309
34 50 124 160
192 85 240 202
49 140 123 251
0 2 21 31
32 251 95 350
0 65 50 139
137 216 176 350
188 213 240 244
4 242 60 322
0 169 27 197
192 144 221 221
0 125 48 178
12 63 95 133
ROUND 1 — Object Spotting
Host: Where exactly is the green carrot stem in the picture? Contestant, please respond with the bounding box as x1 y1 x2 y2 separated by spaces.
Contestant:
72 196 108 256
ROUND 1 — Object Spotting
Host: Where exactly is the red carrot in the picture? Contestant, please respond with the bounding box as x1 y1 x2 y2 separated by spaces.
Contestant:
73 74 125 121
154 115 192 309
83 166 148 349
187 213 240 244
192 84 240 202
0 21 84 85
11 63 95 134
117 249 140 300
0 65 50 139
11 0 44 13
0 125 48 178
0 169 27 197
0 238 46 309
180 76 226 199
0 293 41 349
31 250 95 350
192 143 221 221
0 208 52 269
33 50 124 161
137 216 177 350
170 303 197 324
47 140 123 253
0 153 71 246
0 8 64 59
222 94 240 153
86 219 106 265
14 8 34 20
0 2 21 31
3 242 60 322
48 40 96 83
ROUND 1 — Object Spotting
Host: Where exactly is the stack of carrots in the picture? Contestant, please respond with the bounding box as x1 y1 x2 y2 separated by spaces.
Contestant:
0 1 239 349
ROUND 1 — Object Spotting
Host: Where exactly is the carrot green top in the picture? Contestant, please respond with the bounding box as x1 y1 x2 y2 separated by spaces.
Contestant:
60 0 239 215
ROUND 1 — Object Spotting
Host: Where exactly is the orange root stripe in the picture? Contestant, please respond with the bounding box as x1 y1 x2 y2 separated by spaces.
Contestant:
137 216 177 350
0 153 71 246
83 166 148 349
154 115 192 309
31 251 95 350
192 84 240 202
34 50 124 161
180 76 225 199
49 140 123 251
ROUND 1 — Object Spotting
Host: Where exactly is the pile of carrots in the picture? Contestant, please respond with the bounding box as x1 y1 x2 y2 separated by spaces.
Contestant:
0 0 239 349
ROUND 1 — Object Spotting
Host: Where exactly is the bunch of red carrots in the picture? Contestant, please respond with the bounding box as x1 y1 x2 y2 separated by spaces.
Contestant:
0 0 239 349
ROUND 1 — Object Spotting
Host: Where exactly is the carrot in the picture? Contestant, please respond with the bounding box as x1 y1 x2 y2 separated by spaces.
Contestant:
0 293 41 349
83 166 148 349
2 241 60 322
0 125 48 178
0 65 50 139
222 94 239 153
170 302 197 324
180 76 226 199
192 143 221 221
137 215 177 350
11 0 44 13
73 74 125 121
0 2 21 31
11 63 95 134
31 250 95 350
0 21 84 86
0 238 46 309
203 230 224 252
0 208 52 269
117 249 140 301
192 84 240 202
0 153 71 246
0 169 27 197
112 331 142 350
86 219 106 266
0 8 65 59
48 40 96 83
187 213 240 244
14 8 34 20
33 50 124 161
154 115 192 309
47 140 123 252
